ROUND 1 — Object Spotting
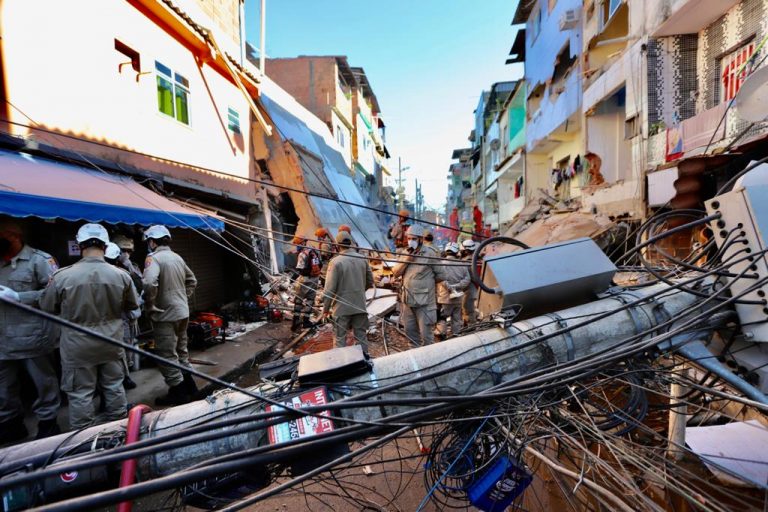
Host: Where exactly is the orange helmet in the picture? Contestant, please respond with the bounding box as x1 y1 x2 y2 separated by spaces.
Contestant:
338 224 352 234
398 209 410 219
291 235 306 245
315 227 329 238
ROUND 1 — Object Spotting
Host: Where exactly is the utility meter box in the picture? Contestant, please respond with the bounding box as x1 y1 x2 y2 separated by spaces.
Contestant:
477 238 616 319
705 162 768 342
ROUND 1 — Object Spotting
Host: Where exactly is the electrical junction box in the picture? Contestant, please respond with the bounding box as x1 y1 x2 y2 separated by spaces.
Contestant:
477 238 617 319
297 345 369 384
706 163 768 393
705 162 768 343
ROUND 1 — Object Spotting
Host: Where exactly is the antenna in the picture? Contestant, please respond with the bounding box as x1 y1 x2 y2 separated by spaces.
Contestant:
734 65 768 122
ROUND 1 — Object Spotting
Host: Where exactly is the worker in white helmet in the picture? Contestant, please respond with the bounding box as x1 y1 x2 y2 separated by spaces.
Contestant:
104 242 141 391
392 224 447 346
0 218 60 441
460 239 479 326
41 223 140 429
141 225 197 406
435 242 470 339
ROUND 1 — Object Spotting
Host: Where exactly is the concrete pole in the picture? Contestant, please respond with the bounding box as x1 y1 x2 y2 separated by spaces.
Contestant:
667 368 689 461
0 283 703 486
259 0 266 74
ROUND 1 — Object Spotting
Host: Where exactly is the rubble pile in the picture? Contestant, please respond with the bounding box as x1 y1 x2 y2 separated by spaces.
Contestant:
502 189 615 249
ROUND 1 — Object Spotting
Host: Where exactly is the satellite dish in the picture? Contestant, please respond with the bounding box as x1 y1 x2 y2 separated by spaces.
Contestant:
490 138 501 151
734 65 768 122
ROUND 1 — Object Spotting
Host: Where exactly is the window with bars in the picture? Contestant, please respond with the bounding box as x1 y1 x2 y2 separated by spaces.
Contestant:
720 42 755 103
155 61 190 125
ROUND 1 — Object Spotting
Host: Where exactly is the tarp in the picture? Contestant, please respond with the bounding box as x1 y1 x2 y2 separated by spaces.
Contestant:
0 149 224 231
259 78 389 250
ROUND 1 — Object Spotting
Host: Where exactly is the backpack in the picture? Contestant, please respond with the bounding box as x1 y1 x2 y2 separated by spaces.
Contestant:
300 248 323 277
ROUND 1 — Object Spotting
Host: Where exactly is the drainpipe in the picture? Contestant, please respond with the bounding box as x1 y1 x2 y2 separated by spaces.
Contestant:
117 405 152 512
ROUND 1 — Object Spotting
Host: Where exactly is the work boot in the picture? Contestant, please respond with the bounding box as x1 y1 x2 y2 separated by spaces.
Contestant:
0 416 28 444
182 372 199 399
155 383 191 406
123 375 137 390
35 418 61 439
291 315 302 333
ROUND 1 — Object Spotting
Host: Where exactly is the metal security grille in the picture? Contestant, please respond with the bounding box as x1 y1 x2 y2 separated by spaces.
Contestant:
720 42 755 102
170 229 227 312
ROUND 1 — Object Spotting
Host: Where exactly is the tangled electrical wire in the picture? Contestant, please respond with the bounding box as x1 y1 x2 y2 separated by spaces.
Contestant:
1 205 768 512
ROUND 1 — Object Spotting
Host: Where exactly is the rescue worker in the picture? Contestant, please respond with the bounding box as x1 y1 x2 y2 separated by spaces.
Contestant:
141 225 198 406
112 235 142 379
388 210 411 249
41 224 139 429
337 225 359 250
291 235 322 332
315 227 336 261
315 227 335 284
460 239 479 326
392 224 447 346
105 243 140 391
322 231 374 351
423 229 437 253
436 242 470 340
0 219 61 441
112 235 143 288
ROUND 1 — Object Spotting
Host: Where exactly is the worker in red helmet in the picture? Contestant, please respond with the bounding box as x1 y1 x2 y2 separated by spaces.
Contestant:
314 227 335 282
387 210 411 250
338 224 352 234
290 235 323 332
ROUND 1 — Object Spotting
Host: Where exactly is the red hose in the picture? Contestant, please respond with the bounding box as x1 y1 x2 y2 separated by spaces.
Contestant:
117 404 152 512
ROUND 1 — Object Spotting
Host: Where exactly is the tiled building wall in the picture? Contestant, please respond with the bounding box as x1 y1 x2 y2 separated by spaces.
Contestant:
648 0 768 148
646 35 698 127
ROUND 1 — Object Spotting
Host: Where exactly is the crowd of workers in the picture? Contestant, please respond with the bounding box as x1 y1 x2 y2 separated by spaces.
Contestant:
291 210 480 353
0 219 197 443
0 209 480 444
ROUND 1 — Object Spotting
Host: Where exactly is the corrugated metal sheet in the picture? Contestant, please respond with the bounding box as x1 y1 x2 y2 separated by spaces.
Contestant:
259 78 389 250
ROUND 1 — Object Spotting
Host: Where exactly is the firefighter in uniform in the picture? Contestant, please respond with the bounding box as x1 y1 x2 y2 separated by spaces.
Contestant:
141 225 198 406
322 230 374 351
436 242 471 339
291 235 322 332
460 239 479 326
111 235 142 381
393 224 447 346
105 243 141 390
388 210 411 249
41 224 140 430
0 219 61 441
315 227 336 284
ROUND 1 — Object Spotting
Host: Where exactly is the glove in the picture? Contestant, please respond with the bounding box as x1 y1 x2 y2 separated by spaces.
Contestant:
0 285 20 302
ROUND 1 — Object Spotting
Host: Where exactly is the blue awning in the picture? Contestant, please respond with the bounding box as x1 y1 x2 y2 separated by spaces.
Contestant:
0 150 224 231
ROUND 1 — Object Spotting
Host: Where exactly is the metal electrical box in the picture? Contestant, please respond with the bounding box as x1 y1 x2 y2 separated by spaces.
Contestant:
477 238 617 319
705 163 768 342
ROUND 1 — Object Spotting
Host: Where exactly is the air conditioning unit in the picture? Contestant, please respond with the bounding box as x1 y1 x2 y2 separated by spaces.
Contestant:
559 9 579 30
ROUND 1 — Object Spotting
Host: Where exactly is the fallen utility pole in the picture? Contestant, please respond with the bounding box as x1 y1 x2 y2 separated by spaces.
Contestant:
0 283 705 510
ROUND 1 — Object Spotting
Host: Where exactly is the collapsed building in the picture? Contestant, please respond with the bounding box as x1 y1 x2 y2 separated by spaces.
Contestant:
2 157 768 511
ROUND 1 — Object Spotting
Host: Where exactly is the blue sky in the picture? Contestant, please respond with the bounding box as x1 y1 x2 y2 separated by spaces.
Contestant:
244 0 523 209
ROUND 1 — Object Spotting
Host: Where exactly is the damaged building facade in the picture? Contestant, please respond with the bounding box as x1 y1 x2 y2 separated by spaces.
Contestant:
452 0 768 240
0 0 393 289
0 0 271 307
